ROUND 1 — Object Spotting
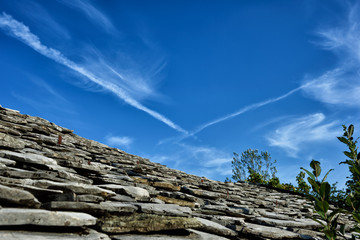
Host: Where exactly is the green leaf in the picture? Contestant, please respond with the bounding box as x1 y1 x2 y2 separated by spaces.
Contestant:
321 169 334 184
349 124 354 138
340 160 354 165
344 151 353 159
338 136 349 145
320 182 331 202
353 212 360 223
300 167 315 180
311 217 326 227
345 195 353 207
340 224 346 235
330 215 339 230
310 160 321 177
308 178 320 193
315 199 329 214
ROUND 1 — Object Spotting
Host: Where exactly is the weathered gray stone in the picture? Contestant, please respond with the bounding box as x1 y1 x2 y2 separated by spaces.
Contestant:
0 157 16 166
0 184 41 208
156 195 196 208
151 181 181 191
0 208 97 226
210 215 246 227
0 229 110 240
257 209 294 220
111 229 231 240
237 222 301 239
45 201 137 215
111 234 189 240
194 217 237 237
0 105 357 240
110 194 135 202
77 194 104 203
253 216 322 229
0 150 57 165
98 213 202 233
33 180 116 196
134 203 192 216
0 133 25 149
182 186 221 200
187 229 231 240
98 184 150 200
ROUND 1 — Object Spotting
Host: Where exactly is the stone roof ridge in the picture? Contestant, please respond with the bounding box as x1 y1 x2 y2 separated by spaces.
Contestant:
0 105 356 240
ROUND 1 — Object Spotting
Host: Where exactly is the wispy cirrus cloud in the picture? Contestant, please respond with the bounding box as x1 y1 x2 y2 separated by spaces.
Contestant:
0 12 187 134
172 85 307 141
18 1 70 40
267 113 339 158
105 135 133 148
78 45 166 101
56 0 115 33
302 3 360 107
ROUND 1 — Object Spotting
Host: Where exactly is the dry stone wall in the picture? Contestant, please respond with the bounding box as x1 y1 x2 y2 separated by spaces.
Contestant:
0 105 356 239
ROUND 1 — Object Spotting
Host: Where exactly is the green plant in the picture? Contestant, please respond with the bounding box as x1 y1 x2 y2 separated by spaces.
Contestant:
296 171 311 194
231 149 277 183
301 160 345 240
267 177 280 188
224 177 232 183
247 169 266 184
338 124 360 234
280 182 296 192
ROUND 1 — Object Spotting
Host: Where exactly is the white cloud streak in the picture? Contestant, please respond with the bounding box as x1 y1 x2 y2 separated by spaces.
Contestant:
302 3 360 107
105 136 133 148
0 12 187 134
267 113 339 157
56 0 115 32
184 4 360 139
189 84 308 138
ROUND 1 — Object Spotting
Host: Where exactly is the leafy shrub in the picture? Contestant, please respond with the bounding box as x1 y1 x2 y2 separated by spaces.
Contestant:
296 171 311 194
301 160 345 240
232 149 277 182
338 124 360 234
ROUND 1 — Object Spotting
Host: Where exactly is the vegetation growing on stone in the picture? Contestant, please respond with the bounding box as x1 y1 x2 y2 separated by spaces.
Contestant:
231 149 277 183
338 124 360 234
301 160 345 240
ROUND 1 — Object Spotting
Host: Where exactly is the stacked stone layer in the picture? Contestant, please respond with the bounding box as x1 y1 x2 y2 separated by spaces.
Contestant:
0 105 356 239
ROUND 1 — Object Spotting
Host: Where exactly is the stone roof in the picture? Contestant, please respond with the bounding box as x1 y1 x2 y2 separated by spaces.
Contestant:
0 105 356 239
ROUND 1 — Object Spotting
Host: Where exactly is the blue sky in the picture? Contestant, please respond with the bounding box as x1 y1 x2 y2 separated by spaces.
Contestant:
1 0 359 188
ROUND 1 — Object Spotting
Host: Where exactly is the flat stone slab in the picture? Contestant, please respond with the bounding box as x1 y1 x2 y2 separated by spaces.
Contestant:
182 186 221 200
0 133 25 149
0 229 110 240
98 213 202 233
111 229 231 240
0 184 41 208
151 181 181 191
33 180 116 197
112 234 189 240
98 184 150 200
156 195 195 208
237 222 301 239
0 150 57 165
45 201 137 215
0 157 16 166
257 209 294 220
0 208 97 226
187 229 231 240
194 217 237 237
253 216 322 229
133 203 192 216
